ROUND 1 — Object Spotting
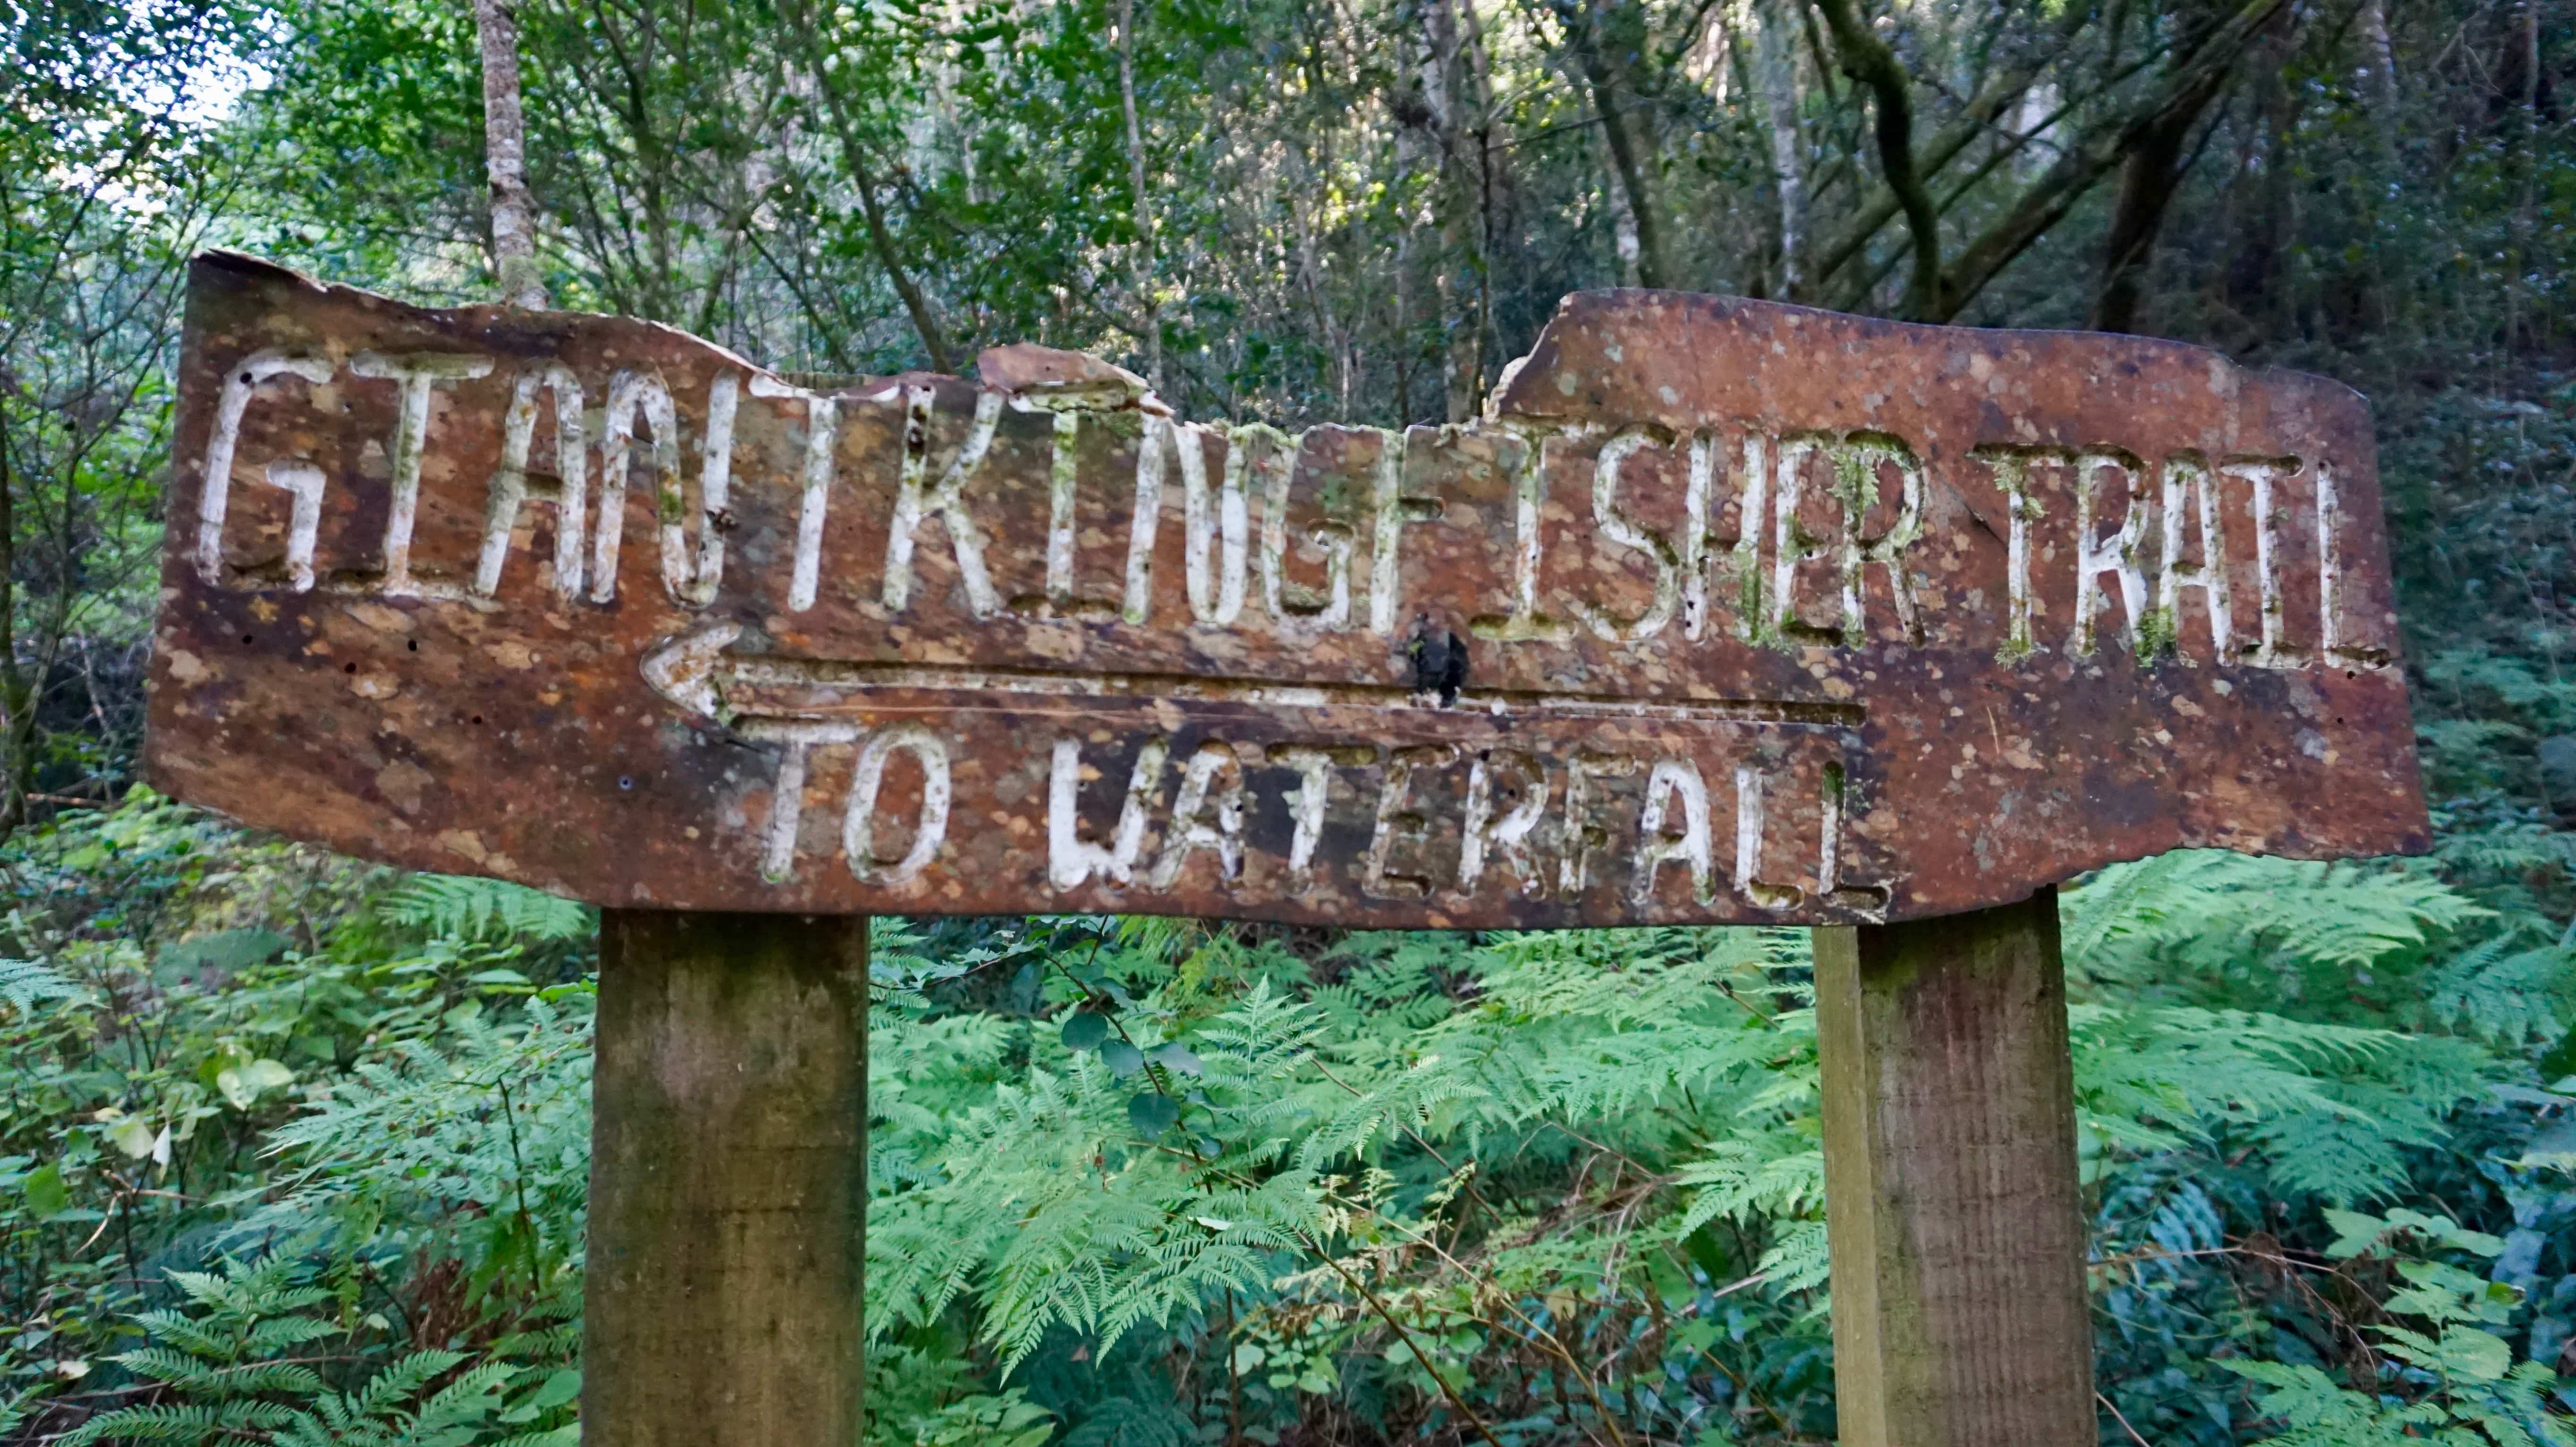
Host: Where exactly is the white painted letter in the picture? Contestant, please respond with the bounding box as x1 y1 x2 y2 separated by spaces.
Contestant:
752 721 859 884
2314 461 2388 666
1837 434 1925 644
1557 751 1638 896
1469 426 1572 642
1459 750 1549 897
1729 434 1771 643
750 375 845 613
1733 765 1805 911
260 461 327 592
665 374 737 606
1270 744 1351 892
1972 443 2058 660
1185 424 1249 625
476 365 588 600
2226 456 2305 667
2158 451 2232 660
1148 741 1246 888
1369 428 1444 634
1631 758 1715 905
1048 736 1167 889
884 385 1005 618
592 371 685 602
1768 433 1836 643
1125 414 1169 625
1814 761 1888 917
198 350 335 586
349 350 495 596
1256 428 1355 635
1574 429 1690 644
1362 745 1455 899
2069 448 2149 656
845 724 950 886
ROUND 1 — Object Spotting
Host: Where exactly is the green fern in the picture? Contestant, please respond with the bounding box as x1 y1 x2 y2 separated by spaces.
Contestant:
0 955 85 1014
377 877 591 945
2220 1209 2576 1447
258 993 593 1325
59 1257 556 1447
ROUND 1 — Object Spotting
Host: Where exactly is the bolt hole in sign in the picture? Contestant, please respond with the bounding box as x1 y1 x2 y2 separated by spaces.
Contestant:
148 252 2426 927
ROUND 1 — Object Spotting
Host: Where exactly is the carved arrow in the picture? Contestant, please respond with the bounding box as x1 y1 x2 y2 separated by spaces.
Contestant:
637 621 1865 733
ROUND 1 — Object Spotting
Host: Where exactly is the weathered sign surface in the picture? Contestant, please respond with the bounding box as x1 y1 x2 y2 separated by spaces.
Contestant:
145 250 2428 926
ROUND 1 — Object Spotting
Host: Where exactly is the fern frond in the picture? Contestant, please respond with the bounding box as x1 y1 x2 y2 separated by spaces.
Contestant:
0 955 86 1015
57 1399 301 1445
380 874 592 944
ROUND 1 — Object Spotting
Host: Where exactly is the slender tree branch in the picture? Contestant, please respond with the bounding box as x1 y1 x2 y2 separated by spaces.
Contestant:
1811 0 1944 318
1929 0 2292 322
776 0 956 372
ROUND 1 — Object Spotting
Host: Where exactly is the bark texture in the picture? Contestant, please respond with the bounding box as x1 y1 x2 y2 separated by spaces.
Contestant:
1757 0 1808 297
472 0 546 310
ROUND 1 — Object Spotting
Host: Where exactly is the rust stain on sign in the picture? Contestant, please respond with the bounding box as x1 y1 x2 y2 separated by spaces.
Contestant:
145 252 2429 926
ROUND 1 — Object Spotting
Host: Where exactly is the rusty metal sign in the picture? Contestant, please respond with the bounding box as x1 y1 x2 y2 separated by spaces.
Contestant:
144 251 2427 926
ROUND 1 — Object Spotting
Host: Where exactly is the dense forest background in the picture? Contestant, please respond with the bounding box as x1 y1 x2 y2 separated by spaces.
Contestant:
5 0 2576 1441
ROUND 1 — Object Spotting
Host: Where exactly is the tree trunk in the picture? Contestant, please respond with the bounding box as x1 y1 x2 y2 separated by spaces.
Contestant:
2089 0 2252 333
1813 0 1942 318
778 0 956 372
1118 0 1163 392
0 408 28 839
1758 0 1809 298
1418 0 1490 421
2357 0 2399 149
472 0 547 309
2087 89 2226 332
1564 0 1670 289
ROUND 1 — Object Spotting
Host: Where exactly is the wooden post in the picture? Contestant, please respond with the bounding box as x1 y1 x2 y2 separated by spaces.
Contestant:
1814 888 2093 1447
583 910 870 1447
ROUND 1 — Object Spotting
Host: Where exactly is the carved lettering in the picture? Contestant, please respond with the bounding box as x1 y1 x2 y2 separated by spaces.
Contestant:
844 725 949 886
1362 745 1455 898
1183 423 1249 626
2157 451 2232 659
1632 757 1715 904
1049 736 1166 889
1459 749 1549 897
476 365 588 600
1369 429 1444 634
1575 429 1692 644
349 350 495 596
2069 449 2149 656
750 375 845 613
885 386 1004 617
1148 741 1247 888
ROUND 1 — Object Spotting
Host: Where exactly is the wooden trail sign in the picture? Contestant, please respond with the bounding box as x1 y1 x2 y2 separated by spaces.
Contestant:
146 251 2433 1447
150 252 2424 928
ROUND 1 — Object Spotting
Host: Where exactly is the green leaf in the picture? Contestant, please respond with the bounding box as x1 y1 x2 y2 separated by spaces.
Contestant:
1127 1092 1179 1136
1100 1039 1144 1077
23 1164 68 1219
214 1060 290 1110
1147 1042 1203 1077
1061 1011 1110 1052
107 1117 159 1160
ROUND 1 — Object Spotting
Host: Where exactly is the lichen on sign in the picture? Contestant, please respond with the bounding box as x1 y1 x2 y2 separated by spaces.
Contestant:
144 250 2428 926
